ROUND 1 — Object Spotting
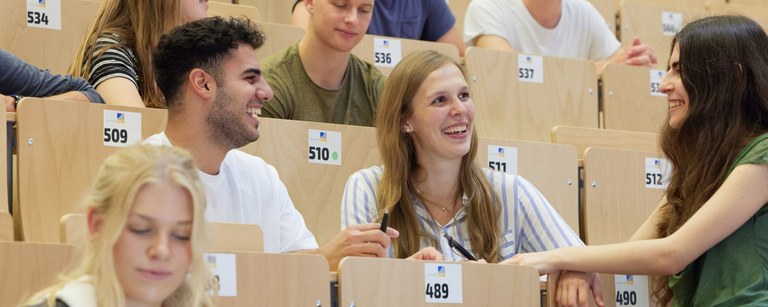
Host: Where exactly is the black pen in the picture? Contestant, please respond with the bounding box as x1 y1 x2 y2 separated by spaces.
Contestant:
444 233 478 261
379 209 389 233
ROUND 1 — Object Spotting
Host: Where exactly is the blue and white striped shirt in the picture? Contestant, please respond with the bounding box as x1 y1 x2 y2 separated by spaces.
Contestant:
341 166 582 261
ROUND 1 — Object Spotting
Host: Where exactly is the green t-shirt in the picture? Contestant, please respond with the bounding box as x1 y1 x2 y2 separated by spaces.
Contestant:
261 43 385 127
670 133 768 306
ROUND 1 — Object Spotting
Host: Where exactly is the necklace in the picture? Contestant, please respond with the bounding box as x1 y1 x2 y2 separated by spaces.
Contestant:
415 187 462 222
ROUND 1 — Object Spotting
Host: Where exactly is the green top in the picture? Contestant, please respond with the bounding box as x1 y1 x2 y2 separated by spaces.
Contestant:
261 43 385 127
670 133 768 306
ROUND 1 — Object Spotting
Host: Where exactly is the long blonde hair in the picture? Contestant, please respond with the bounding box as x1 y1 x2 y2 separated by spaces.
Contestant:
375 50 502 261
25 145 212 307
69 0 185 108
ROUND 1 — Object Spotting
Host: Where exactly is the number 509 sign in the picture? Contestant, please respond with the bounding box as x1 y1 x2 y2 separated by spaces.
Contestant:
103 110 141 147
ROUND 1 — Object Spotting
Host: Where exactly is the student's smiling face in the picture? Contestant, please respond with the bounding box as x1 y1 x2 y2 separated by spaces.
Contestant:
660 43 689 129
403 63 475 163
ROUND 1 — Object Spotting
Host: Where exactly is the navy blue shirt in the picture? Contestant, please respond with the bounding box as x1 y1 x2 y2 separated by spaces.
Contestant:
294 0 456 41
0 50 104 103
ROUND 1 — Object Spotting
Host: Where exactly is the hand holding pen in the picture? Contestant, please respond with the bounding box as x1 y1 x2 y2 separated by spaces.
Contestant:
444 233 478 261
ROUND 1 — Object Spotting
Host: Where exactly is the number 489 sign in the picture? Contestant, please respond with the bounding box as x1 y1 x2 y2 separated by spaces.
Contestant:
424 263 462 303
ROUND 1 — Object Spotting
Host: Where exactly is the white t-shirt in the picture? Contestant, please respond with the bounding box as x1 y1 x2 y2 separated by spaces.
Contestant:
144 132 318 253
464 0 621 61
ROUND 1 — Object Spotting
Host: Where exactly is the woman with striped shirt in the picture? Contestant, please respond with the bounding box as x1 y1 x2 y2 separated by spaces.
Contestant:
341 50 603 306
69 0 208 108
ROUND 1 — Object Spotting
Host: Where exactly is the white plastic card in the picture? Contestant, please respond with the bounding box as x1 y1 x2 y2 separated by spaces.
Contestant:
307 129 342 165
103 110 141 147
614 275 650 307
644 157 671 189
518 54 544 83
487 145 518 175
661 12 683 36
26 0 62 30
205 253 238 297
650 69 665 97
373 37 402 68
424 263 463 303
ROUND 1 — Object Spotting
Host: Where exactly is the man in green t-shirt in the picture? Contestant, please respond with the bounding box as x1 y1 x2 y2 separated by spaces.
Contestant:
261 0 384 127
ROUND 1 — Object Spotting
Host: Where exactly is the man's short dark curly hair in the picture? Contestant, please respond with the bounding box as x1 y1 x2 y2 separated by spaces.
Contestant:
153 16 265 108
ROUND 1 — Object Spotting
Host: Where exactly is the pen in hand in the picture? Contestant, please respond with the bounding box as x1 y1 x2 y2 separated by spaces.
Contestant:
379 209 389 233
444 233 478 261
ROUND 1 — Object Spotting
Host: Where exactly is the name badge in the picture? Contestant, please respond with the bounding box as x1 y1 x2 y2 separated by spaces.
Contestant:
644 157 671 189
614 274 650 306
205 253 238 297
424 263 463 303
518 54 544 83
103 110 141 147
308 129 342 165
373 38 402 68
650 69 665 97
487 145 518 175
661 12 683 36
26 0 62 30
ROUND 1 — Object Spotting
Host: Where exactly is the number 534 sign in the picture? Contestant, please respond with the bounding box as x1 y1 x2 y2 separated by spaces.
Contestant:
26 0 62 30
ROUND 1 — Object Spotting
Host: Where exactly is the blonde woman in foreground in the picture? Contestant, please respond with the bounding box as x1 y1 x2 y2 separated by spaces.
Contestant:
24 145 212 307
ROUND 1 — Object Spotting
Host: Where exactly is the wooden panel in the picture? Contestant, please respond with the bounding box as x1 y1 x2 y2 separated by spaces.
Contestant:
551 126 658 159
16 98 167 242
257 21 304 60
477 138 580 236
619 0 706 70
601 64 668 133
0 242 78 307
208 222 264 252
211 252 330 307
0 110 8 221
706 3 768 30
583 147 665 307
208 1 261 21
339 257 539 307
448 0 471 41
0 211 12 241
240 118 380 245
59 213 88 246
352 34 460 76
589 0 618 35
729 0 768 7
465 47 599 142
237 0 294 25
61 213 264 252
0 0 100 74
